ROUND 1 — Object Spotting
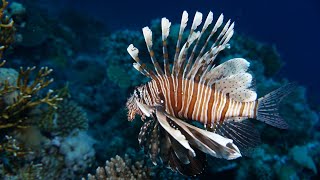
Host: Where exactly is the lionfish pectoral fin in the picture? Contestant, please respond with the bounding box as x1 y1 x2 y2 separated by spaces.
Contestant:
213 119 261 157
138 119 161 165
155 107 196 157
162 116 208 176
168 145 207 176
170 134 192 164
165 113 242 160
153 108 207 176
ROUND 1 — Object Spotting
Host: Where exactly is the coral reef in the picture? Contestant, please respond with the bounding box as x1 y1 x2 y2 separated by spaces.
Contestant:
290 144 318 174
0 0 15 58
0 66 61 129
0 0 318 179
55 99 89 136
0 2 95 179
84 154 150 180
59 131 96 178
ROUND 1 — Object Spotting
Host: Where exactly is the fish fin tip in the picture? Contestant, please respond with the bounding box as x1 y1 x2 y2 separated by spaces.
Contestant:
256 83 296 129
213 120 261 156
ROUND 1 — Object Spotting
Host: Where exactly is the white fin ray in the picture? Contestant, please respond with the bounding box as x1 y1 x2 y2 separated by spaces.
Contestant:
128 10 239 84
187 18 235 80
202 11 213 31
136 100 153 117
165 112 242 160
194 13 224 65
202 20 234 64
161 18 171 40
219 22 234 45
172 11 189 75
191 12 203 30
127 44 153 77
212 14 224 34
142 27 164 76
204 20 233 61
183 11 214 78
142 27 153 47
188 51 211 80
127 44 139 60
155 108 196 157
176 31 200 75
161 18 171 75
213 19 231 45
133 63 148 76
180 11 189 30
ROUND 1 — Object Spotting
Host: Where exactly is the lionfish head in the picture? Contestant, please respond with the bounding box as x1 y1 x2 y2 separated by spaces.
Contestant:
126 87 144 121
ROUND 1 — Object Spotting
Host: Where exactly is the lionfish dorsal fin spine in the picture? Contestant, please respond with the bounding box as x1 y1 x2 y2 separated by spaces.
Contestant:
186 17 228 80
127 44 157 80
142 27 164 76
127 44 150 76
172 11 188 76
183 12 214 79
128 10 236 83
176 31 200 77
188 20 235 81
175 12 202 78
161 18 171 75
195 13 224 63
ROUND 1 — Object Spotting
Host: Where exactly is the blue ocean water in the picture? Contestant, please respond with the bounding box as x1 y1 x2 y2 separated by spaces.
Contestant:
46 0 320 103
32 0 320 103
1 0 319 179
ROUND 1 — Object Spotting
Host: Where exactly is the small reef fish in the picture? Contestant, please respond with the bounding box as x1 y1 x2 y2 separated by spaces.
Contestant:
126 10 294 176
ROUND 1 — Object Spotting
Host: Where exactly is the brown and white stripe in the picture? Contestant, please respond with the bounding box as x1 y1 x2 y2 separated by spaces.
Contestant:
141 76 258 126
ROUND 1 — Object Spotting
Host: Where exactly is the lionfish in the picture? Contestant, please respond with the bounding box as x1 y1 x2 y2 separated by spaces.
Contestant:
126 10 294 176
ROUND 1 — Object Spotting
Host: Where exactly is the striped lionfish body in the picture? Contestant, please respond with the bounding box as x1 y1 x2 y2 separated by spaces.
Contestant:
137 76 258 126
126 11 294 176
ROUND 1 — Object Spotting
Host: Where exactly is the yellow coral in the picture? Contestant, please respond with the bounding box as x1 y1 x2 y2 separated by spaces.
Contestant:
0 0 15 58
0 65 62 129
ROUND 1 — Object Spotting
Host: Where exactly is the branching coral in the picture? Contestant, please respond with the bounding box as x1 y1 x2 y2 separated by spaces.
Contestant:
0 135 28 158
0 0 15 58
0 65 62 129
36 83 88 136
15 163 43 180
84 154 150 180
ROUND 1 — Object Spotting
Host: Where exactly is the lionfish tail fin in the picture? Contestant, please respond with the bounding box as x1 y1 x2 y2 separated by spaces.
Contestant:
256 83 296 129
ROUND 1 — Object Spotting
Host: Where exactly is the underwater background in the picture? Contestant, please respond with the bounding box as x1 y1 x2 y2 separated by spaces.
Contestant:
0 0 319 179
